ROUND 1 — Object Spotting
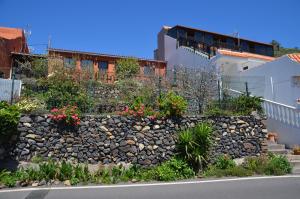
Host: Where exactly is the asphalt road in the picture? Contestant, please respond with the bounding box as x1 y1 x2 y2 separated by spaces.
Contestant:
1 176 300 199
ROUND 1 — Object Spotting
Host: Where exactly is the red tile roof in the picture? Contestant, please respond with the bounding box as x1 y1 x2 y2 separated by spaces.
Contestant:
0 27 24 40
218 49 275 61
287 53 300 64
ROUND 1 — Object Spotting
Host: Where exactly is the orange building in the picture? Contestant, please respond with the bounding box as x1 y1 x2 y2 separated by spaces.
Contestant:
48 48 167 82
0 27 29 78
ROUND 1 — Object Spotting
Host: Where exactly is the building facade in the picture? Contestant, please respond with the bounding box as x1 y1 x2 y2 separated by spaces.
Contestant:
154 25 275 75
0 27 29 78
48 48 167 82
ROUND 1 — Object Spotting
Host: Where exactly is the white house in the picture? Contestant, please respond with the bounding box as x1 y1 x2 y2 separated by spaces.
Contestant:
154 25 300 146
241 54 300 107
240 54 300 146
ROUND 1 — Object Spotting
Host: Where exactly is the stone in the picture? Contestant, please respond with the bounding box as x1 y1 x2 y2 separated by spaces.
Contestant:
153 125 160 130
66 138 74 143
25 134 37 139
21 148 30 156
222 132 227 136
35 116 45 123
27 139 36 145
142 126 150 132
262 129 268 133
20 116 32 123
134 125 142 131
237 120 245 124
126 140 135 145
153 145 158 150
64 180 71 186
222 123 227 128
31 182 39 187
24 123 32 127
39 179 46 186
100 126 109 132
229 125 236 130
138 143 145 151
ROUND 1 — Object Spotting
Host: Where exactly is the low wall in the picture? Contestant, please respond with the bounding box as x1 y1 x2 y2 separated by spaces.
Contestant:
12 115 268 166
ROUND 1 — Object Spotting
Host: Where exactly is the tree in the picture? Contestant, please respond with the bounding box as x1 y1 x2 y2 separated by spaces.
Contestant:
270 40 281 51
116 58 140 79
171 65 217 114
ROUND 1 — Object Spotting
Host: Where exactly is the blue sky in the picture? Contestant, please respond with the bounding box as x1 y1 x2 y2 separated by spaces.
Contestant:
0 0 299 59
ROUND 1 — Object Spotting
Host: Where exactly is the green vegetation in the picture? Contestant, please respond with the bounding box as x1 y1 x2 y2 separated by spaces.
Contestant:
116 58 140 79
158 91 188 117
0 158 194 187
271 40 300 57
204 154 292 177
0 153 292 188
177 123 212 172
40 69 93 112
16 97 45 114
0 101 20 140
205 94 263 116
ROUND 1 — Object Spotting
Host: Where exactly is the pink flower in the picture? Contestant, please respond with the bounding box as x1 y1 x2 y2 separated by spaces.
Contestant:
51 108 59 113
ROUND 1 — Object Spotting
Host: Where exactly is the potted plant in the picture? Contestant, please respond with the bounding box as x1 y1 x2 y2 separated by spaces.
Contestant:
296 98 300 110
267 132 278 143
293 145 300 155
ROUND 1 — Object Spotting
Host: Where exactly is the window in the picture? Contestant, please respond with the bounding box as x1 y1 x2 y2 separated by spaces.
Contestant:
243 66 249 70
81 60 93 69
177 29 187 39
0 71 4 78
144 65 155 76
98 61 108 72
204 34 213 45
292 76 300 87
64 57 75 68
194 32 203 42
240 41 249 52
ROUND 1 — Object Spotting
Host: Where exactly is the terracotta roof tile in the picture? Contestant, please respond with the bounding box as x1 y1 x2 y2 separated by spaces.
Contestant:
287 53 300 64
0 27 23 40
218 49 275 61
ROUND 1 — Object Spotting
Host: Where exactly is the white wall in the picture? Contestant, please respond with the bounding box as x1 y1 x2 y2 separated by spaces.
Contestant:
267 118 300 147
241 56 300 107
164 35 211 70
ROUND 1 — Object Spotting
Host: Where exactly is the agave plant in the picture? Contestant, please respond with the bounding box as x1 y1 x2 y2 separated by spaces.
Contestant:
177 123 212 173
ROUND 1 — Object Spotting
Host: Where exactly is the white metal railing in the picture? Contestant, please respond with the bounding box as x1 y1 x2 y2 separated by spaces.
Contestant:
227 88 300 128
180 46 209 59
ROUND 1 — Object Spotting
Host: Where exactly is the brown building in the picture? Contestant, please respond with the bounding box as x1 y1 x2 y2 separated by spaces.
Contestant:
0 27 29 78
48 48 167 82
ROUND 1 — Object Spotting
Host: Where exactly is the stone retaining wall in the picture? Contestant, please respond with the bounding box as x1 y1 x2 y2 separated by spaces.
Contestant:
12 115 268 167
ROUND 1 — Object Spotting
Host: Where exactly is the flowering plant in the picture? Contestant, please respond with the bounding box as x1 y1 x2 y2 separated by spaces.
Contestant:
120 100 160 120
49 105 80 126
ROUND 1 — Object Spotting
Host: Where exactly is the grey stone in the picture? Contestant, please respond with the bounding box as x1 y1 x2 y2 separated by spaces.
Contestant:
20 116 32 123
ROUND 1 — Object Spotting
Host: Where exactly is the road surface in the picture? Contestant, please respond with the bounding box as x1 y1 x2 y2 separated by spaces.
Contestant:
1 176 300 199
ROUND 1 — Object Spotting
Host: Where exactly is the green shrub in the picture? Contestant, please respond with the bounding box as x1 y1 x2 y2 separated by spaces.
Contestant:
58 161 73 181
40 68 94 112
204 94 263 116
0 101 20 140
116 58 140 79
244 156 269 174
159 91 187 117
16 97 46 114
154 158 195 181
177 123 212 172
39 160 59 181
231 94 263 115
0 170 15 187
214 155 236 170
264 155 292 175
204 165 253 177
